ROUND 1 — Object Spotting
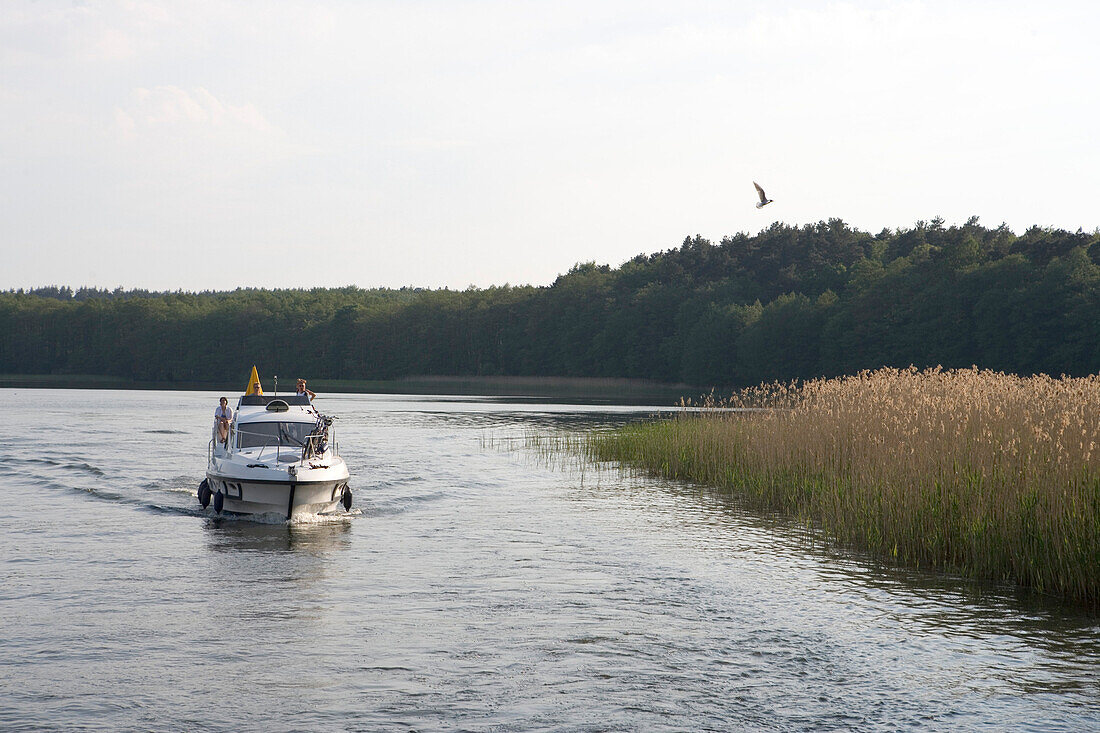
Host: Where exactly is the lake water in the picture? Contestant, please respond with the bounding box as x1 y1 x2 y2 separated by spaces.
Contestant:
1 389 1099 731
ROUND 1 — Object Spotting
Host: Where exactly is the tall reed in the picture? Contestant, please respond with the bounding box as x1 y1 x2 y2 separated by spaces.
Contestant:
586 367 1100 606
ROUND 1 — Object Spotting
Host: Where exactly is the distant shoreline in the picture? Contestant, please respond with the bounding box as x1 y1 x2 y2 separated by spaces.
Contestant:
0 373 696 402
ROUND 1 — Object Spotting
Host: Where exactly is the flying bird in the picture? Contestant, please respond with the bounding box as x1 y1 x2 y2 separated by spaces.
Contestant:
753 181 773 208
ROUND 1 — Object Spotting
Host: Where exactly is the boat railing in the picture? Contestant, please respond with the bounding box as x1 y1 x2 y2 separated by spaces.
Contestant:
209 425 230 463
300 425 338 462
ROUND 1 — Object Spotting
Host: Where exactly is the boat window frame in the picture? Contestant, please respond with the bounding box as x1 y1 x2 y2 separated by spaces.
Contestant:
235 421 316 450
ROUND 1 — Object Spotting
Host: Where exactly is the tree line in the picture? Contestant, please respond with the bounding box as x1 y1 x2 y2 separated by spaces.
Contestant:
3 217 1099 388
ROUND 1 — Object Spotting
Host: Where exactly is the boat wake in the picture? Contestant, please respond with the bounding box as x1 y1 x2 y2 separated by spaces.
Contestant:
292 507 363 525
0 445 364 526
1 454 107 478
363 490 444 517
202 507 363 525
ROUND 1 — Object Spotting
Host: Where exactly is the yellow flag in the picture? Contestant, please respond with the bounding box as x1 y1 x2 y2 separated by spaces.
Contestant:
245 365 263 395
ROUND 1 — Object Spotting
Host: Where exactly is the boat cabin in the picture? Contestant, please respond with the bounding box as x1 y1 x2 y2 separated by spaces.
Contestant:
212 393 334 461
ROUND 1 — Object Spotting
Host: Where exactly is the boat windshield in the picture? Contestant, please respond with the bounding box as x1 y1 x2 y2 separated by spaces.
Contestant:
237 421 314 449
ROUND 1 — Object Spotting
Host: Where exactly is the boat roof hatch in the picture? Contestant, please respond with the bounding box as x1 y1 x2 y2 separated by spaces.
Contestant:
239 394 311 407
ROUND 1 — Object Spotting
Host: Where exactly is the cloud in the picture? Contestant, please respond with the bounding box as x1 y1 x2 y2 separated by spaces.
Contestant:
114 85 278 136
108 85 309 175
97 86 321 199
0 1 174 65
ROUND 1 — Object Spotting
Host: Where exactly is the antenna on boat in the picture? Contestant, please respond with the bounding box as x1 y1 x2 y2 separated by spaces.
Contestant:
273 375 278 397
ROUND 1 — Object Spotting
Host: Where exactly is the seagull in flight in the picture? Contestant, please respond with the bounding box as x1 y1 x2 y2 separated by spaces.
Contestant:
753 181 773 209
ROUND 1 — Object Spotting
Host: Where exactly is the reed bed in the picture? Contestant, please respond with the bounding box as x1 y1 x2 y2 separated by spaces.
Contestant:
585 367 1100 606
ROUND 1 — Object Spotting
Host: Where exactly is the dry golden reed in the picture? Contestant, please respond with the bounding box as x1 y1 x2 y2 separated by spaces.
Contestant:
587 367 1100 606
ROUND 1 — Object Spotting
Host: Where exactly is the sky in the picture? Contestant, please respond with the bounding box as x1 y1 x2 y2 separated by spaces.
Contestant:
2 1 1099 292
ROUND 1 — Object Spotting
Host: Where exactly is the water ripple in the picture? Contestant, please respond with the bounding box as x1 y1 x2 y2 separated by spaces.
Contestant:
0 388 1098 732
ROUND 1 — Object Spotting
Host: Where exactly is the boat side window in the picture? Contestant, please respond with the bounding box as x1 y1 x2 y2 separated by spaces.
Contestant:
237 422 314 449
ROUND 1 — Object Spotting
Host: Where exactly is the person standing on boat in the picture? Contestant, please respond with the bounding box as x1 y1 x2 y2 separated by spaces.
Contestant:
296 378 316 401
214 397 232 444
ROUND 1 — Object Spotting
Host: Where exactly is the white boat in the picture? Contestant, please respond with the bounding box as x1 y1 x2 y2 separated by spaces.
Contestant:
199 393 352 520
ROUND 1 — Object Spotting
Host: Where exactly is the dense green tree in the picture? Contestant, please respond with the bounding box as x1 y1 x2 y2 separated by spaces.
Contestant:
3 220 1099 389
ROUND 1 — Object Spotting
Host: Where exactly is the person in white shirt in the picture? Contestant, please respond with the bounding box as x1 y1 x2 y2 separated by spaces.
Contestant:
214 397 232 443
295 378 316 400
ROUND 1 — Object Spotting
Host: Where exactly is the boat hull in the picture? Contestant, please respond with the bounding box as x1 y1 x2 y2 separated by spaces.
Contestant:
205 472 349 518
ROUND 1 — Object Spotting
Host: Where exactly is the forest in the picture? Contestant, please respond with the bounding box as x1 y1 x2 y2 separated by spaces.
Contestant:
2 217 1099 388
